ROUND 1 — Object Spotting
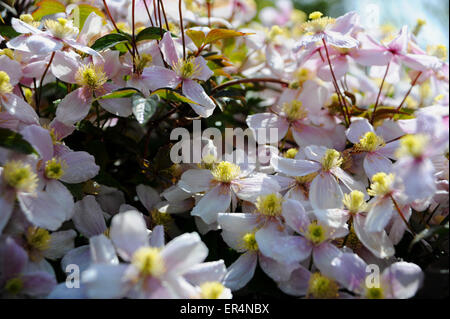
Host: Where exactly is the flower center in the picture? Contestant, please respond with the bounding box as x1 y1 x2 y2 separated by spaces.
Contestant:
242 232 259 251
26 227 51 261
284 148 299 159
75 63 108 90
256 193 284 217
320 149 343 171
0 71 13 95
200 281 225 299
427 44 447 60
44 158 66 180
0 49 15 60
211 161 241 183
19 14 40 28
366 287 384 299
44 17 78 39
173 57 202 79
367 172 394 196
301 11 335 34
150 209 173 228
307 273 339 299
355 132 385 152
282 100 307 121
5 277 24 295
136 53 153 73
396 134 429 158
295 172 318 184
3 160 38 193
131 247 165 277
342 190 367 213
307 222 326 244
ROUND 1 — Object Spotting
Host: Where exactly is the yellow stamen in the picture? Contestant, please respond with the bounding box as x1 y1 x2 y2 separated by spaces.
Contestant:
320 149 343 171
242 232 258 251
0 49 14 60
295 172 318 184
396 134 429 158
44 158 66 180
0 71 13 95
20 14 40 28
284 148 299 159
131 247 165 277
200 281 225 299
75 63 108 90
366 287 384 299
211 161 241 183
307 272 339 299
26 227 51 253
255 193 284 217
354 132 385 152
367 172 394 197
173 57 203 79
342 190 367 213
44 18 78 39
5 277 23 295
282 100 308 121
306 221 326 244
2 160 38 193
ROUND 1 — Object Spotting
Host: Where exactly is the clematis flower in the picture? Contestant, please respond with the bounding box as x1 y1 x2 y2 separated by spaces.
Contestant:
331 252 424 299
0 236 56 298
271 145 366 210
314 190 395 259
81 210 211 299
141 32 216 117
345 117 401 179
7 15 99 56
52 51 131 125
296 11 359 50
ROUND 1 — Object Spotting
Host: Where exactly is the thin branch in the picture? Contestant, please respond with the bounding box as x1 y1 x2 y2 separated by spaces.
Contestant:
211 78 289 94
396 71 422 111
371 61 390 124
179 0 186 60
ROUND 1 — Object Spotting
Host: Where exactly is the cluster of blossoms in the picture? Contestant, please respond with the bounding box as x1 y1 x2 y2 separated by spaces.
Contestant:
0 0 448 299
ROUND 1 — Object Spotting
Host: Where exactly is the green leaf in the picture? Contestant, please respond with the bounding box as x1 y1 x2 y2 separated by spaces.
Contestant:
132 94 158 125
151 89 199 105
91 33 130 51
409 222 449 251
32 0 66 21
0 128 37 155
71 4 106 30
0 25 20 39
97 88 141 100
186 29 205 48
136 27 164 42
204 29 249 45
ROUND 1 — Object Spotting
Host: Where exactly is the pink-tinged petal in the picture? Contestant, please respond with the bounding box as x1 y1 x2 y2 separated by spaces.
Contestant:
395 158 436 201
182 79 216 118
345 117 374 144
49 119 75 140
296 33 324 50
193 56 213 81
191 184 231 224
22 271 56 297
44 230 76 260
382 262 424 299
179 169 213 193
377 140 401 159
96 50 122 79
324 31 359 48
161 232 208 274
353 214 395 259
400 53 442 72
387 26 408 53
317 56 349 81
363 153 392 179
388 205 411 245
1 93 39 124
11 17 43 34
77 12 103 46
82 264 129 299
55 87 93 125
63 38 101 57
61 246 91 274
149 225 165 248
110 210 149 261
309 172 344 210
331 11 359 34
314 209 350 228
0 56 22 85
255 223 312 264
299 80 330 112
136 184 160 211
217 213 260 233
89 234 119 265
0 188 14 234
365 197 394 233
183 260 227 286
375 119 404 142
303 145 328 162
233 173 281 202
332 167 367 195
277 265 311 296
26 34 63 55
270 155 320 177
266 45 284 77
20 125 54 161
292 123 335 148
246 113 289 144
352 49 391 66
330 252 366 293
159 32 180 66
259 254 300 282
0 237 27 281
50 51 80 83
72 195 107 237
281 199 310 235
223 251 258 291
141 66 180 91
312 242 343 278
221 230 247 252
59 150 99 183
18 180 74 231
